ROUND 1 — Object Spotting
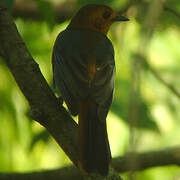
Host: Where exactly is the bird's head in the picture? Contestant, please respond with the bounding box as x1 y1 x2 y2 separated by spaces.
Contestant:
68 4 129 35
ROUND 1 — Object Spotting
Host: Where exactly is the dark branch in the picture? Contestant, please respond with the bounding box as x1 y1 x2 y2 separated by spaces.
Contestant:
112 146 180 172
164 6 180 19
0 1 123 179
149 65 180 99
11 0 180 26
12 0 76 23
136 54 180 100
0 0 78 166
0 146 180 180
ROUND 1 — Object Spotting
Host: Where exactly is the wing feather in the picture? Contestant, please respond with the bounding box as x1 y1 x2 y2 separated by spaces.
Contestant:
52 29 115 118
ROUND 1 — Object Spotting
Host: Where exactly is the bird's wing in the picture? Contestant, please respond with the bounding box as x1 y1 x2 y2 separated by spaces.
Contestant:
91 37 115 121
52 50 79 115
52 29 115 117
52 30 90 115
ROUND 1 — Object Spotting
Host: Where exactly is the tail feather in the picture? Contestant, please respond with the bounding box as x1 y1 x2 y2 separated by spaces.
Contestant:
78 99 111 176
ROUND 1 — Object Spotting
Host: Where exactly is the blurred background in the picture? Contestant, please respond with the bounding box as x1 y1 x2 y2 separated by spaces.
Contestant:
0 0 180 179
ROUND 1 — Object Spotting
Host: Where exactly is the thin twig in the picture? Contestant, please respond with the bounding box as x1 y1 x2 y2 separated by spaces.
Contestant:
137 54 180 100
149 64 180 99
164 6 180 19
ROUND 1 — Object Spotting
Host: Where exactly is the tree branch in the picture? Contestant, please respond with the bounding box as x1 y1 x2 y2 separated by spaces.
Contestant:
136 54 180 100
1 0 180 179
0 1 123 179
0 0 78 166
11 0 180 26
0 146 180 180
148 64 180 99
0 166 83 180
164 6 180 20
112 146 180 172
12 0 76 23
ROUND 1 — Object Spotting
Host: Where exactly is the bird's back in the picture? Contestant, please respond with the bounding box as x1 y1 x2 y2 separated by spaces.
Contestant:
53 29 115 117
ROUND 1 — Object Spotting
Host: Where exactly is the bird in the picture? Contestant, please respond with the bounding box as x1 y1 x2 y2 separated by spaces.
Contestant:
52 4 129 176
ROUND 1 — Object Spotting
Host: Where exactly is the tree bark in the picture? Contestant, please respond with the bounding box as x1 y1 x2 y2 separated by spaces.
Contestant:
0 0 78 168
0 146 180 180
0 1 123 179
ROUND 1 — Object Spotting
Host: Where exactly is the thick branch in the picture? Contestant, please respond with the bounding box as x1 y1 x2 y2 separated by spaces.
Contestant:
112 146 180 172
12 0 76 23
0 146 180 180
0 167 83 180
0 0 78 166
0 2 123 180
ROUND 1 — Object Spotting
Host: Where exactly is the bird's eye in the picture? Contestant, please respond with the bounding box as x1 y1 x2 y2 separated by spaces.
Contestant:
102 11 111 19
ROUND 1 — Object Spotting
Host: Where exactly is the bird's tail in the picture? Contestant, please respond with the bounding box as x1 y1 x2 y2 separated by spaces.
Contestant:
78 99 111 176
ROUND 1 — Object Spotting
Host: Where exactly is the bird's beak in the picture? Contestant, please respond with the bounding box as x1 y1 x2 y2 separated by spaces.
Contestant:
112 15 129 22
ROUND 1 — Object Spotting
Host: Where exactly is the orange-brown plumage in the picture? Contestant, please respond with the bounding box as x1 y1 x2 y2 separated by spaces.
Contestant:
68 4 116 35
52 4 129 176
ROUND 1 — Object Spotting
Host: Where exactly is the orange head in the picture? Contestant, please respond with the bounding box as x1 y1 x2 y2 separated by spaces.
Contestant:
68 4 129 35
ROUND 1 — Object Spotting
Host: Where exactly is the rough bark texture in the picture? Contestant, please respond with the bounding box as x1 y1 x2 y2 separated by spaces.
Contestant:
1 1 180 180
0 0 78 167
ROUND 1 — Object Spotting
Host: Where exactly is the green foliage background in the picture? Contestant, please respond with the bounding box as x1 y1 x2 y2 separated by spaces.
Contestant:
0 0 180 179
